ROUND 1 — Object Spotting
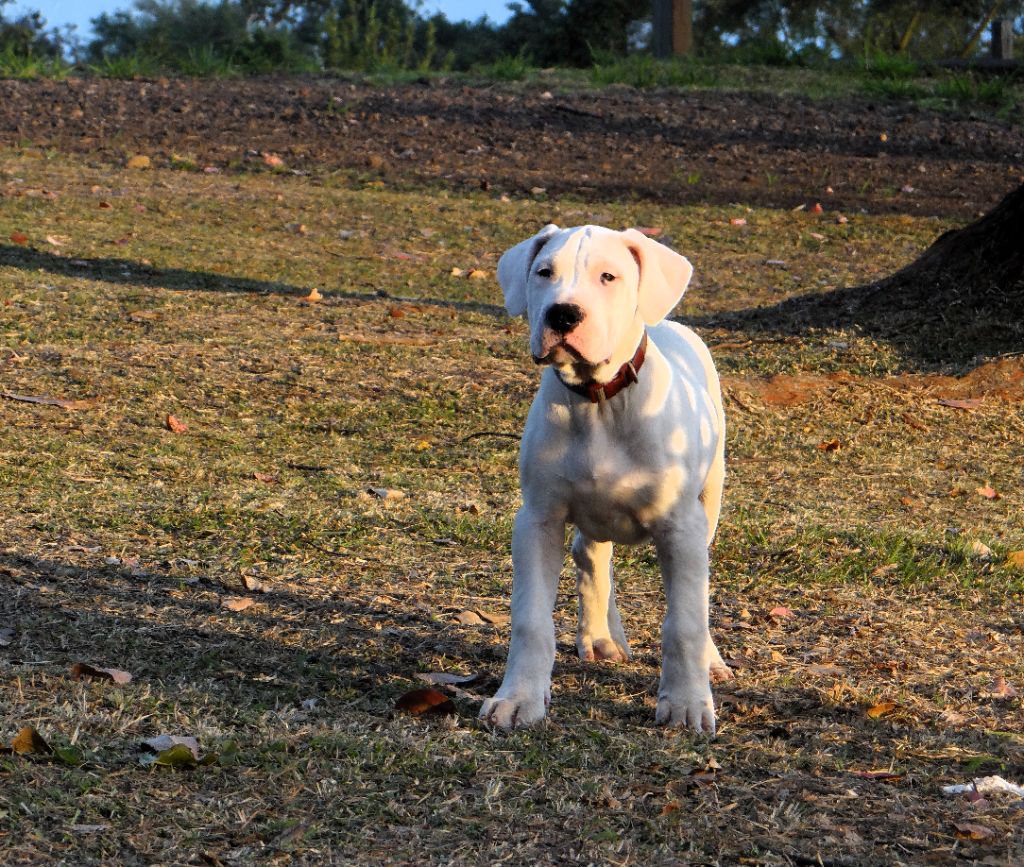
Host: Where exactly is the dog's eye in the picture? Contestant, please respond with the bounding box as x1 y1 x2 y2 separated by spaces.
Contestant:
601 272 616 283
536 267 552 278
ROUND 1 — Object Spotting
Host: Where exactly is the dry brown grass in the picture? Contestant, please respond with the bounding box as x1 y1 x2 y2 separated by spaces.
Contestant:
1 151 1022 865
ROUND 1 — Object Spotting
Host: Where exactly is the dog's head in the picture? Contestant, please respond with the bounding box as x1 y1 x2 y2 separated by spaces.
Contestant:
497 224 693 368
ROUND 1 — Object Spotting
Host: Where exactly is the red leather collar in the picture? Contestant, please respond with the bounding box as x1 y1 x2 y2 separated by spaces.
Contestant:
558 331 648 403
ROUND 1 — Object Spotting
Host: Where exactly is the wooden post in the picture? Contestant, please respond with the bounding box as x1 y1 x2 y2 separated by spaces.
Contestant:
652 0 693 58
991 19 1013 60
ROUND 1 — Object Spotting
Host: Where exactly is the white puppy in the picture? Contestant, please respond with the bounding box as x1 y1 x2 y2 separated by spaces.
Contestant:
480 224 729 734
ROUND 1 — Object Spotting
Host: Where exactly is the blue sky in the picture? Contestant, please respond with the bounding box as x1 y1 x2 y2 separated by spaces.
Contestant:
10 0 514 42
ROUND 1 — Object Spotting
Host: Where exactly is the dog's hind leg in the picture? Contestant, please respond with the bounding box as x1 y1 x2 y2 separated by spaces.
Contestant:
572 531 631 662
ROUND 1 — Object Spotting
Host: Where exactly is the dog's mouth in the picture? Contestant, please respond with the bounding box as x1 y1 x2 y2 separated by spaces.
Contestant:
532 342 585 365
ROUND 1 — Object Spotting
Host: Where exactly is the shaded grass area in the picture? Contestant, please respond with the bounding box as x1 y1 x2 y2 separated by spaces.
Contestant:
2 152 1022 864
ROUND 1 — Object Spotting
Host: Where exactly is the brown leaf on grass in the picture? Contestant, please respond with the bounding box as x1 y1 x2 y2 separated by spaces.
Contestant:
769 605 796 620
98 201 112 210
1006 551 1024 569
10 231 29 245
415 672 478 686
475 609 510 627
729 217 747 226
810 202 824 213
852 770 902 781
70 662 132 684
253 472 278 484
983 676 1018 699
660 801 681 816
221 596 255 612
454 610 486 626
866 701 897 719
953 821 994 841
938 397 983 411
303 287 322 302
262 152 284 168
388 306 406 318
1 392 95 410
975 484 1000 500
11 726 53 755
467 269 488 280
242 574 267 592
126 155 151 170
166 414 187 433
806 664 846 677
817 438 842 452
394 687 456 717
367 487 404 501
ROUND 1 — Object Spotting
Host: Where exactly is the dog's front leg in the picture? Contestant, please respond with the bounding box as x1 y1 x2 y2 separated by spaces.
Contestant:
480 505 565 728
652 511 716 734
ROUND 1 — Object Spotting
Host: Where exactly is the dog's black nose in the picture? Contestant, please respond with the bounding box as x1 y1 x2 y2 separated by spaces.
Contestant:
544 303 585 334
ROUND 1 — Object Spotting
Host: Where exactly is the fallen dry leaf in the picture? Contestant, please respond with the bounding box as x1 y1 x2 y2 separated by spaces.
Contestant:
414 672 478 686
810 202 824 213
367 487 404 501
806 664 845 677
475 609 510 627
262 152 285 168
851 770 902 781
975 484 1000 500
817 438 842 452
221 596 255 612
866 701 897 719
983 676 1018 699
394 687 456 717
242 574 267 592
10 231 29 245
11 726 52 755
970 540 993 560
454 610 486 626
303 287 322 302
467 269 488 280
166 414 187 433
1006 551 1024 569
953 821 994 841
937 397 983 411
70 662 132 685
729 217 747 226
45 234 68 247
253 472 278 484
126 155 151 170
769 605 796 620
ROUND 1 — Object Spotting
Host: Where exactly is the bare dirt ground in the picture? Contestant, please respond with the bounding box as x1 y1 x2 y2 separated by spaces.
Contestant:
2 76 1022 218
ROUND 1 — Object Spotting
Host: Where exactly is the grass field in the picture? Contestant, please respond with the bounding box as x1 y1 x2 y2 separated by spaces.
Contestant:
1 150 1022 864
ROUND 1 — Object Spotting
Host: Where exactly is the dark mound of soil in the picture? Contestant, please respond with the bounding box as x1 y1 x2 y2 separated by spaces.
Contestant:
700 182 1024 368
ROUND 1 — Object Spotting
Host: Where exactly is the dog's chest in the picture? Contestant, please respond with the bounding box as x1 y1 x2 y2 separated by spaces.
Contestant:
562 426 687 544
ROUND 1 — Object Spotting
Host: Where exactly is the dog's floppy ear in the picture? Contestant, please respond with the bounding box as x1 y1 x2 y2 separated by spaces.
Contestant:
622 228 693 325
497 223 560 317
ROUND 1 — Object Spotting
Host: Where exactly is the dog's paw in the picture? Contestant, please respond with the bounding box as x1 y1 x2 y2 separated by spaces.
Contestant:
655 688 716 735
577 634 631 663
479 691 548 729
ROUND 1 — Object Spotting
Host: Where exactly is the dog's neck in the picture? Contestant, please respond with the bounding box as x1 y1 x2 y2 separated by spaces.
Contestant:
553 320 648 403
